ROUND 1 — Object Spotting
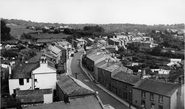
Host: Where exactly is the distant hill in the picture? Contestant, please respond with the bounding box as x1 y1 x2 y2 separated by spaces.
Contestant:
3 18 184 33
7 25 36 39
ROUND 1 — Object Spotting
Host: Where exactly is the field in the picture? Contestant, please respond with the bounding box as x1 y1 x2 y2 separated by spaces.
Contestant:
30 33 70 39
7 25 36 39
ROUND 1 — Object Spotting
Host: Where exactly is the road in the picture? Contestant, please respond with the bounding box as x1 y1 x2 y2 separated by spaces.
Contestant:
70 51 129 109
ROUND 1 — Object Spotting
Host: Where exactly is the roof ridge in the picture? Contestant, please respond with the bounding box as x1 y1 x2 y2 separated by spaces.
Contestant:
145 78 179 86
69 76 94 93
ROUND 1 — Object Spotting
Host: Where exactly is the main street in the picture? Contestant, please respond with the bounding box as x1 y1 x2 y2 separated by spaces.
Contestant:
70 51 129 109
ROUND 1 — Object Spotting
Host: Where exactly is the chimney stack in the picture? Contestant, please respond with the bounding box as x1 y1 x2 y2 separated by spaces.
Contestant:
106 58 110 67
8 61 15 78
40 55 47 64
8 65 12 77
140 68 146 79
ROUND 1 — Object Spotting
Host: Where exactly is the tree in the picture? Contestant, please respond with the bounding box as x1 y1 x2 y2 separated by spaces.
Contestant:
127 42 140 53
1 20 12 41
63 28 74 34
2 50 18 58
83 25 105 33
150 45 162 56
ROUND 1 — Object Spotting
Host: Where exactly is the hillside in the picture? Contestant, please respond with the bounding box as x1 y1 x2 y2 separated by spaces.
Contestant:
3 18 185 33
7 25 36 39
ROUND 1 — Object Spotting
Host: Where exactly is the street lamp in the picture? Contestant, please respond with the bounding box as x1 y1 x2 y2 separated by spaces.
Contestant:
129 90 132 109
74 72 78 79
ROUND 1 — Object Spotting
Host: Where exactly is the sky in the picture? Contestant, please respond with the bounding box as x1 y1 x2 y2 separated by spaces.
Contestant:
1 0 185 25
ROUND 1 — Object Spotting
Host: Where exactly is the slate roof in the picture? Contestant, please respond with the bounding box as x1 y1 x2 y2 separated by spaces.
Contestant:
112 71 140 85
11 62 40 79
24 95 104 109
57 75 95 96
44 50 57 58
16 89 52 104
105 46 117 53
86 48 98 55
95 59 107 67
97 61 120 70
87 51 110 62
48 45 61 55
134 79 179 97
16 89 52 95
28 52 42 63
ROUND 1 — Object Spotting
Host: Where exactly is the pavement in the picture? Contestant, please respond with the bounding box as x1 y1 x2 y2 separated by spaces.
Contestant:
69 51 131 109
66 51 73 76
66 56 73 75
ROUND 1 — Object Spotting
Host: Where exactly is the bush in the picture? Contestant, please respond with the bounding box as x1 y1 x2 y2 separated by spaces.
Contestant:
2 50 18 58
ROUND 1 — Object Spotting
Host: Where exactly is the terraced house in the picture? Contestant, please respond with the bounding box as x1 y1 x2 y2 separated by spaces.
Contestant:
97 62 132 90
132 79 180 109
111 71 140 104
85 48 111 80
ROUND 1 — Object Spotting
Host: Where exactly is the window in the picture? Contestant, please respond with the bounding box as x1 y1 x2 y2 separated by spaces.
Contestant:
142 91 146 99
141 100 145 108
151 103 155 109
150 93 154 101
19 79 24 85
135 100 137 103
123 84 127 90
34 79 37 82
27 78 29 83
159 95 163 103
158 105 163 109
125 93 127 99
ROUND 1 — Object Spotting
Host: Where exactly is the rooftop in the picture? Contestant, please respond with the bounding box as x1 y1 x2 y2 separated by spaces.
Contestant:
87 51 110 62
48 45 61 55
28 52 42 63
12 62 40 79
44 50 57 58
57 41 71 47
86 48 98 55
57 75 95 96
76 38 86 42
55 45 66 51
112 71 140 85
110 38 120 42
16 89 52 95
16 89 52 104
87 38 94 42
32 61 56 74
37 39 63 43
24 95 104 109
134 79 179 97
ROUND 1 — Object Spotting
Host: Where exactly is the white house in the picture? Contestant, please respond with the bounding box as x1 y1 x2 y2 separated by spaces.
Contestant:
167 58 182 67
32 56 57 90
44 44 62 63
151 69 171 75
8 56 57 95
8 60 39 95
